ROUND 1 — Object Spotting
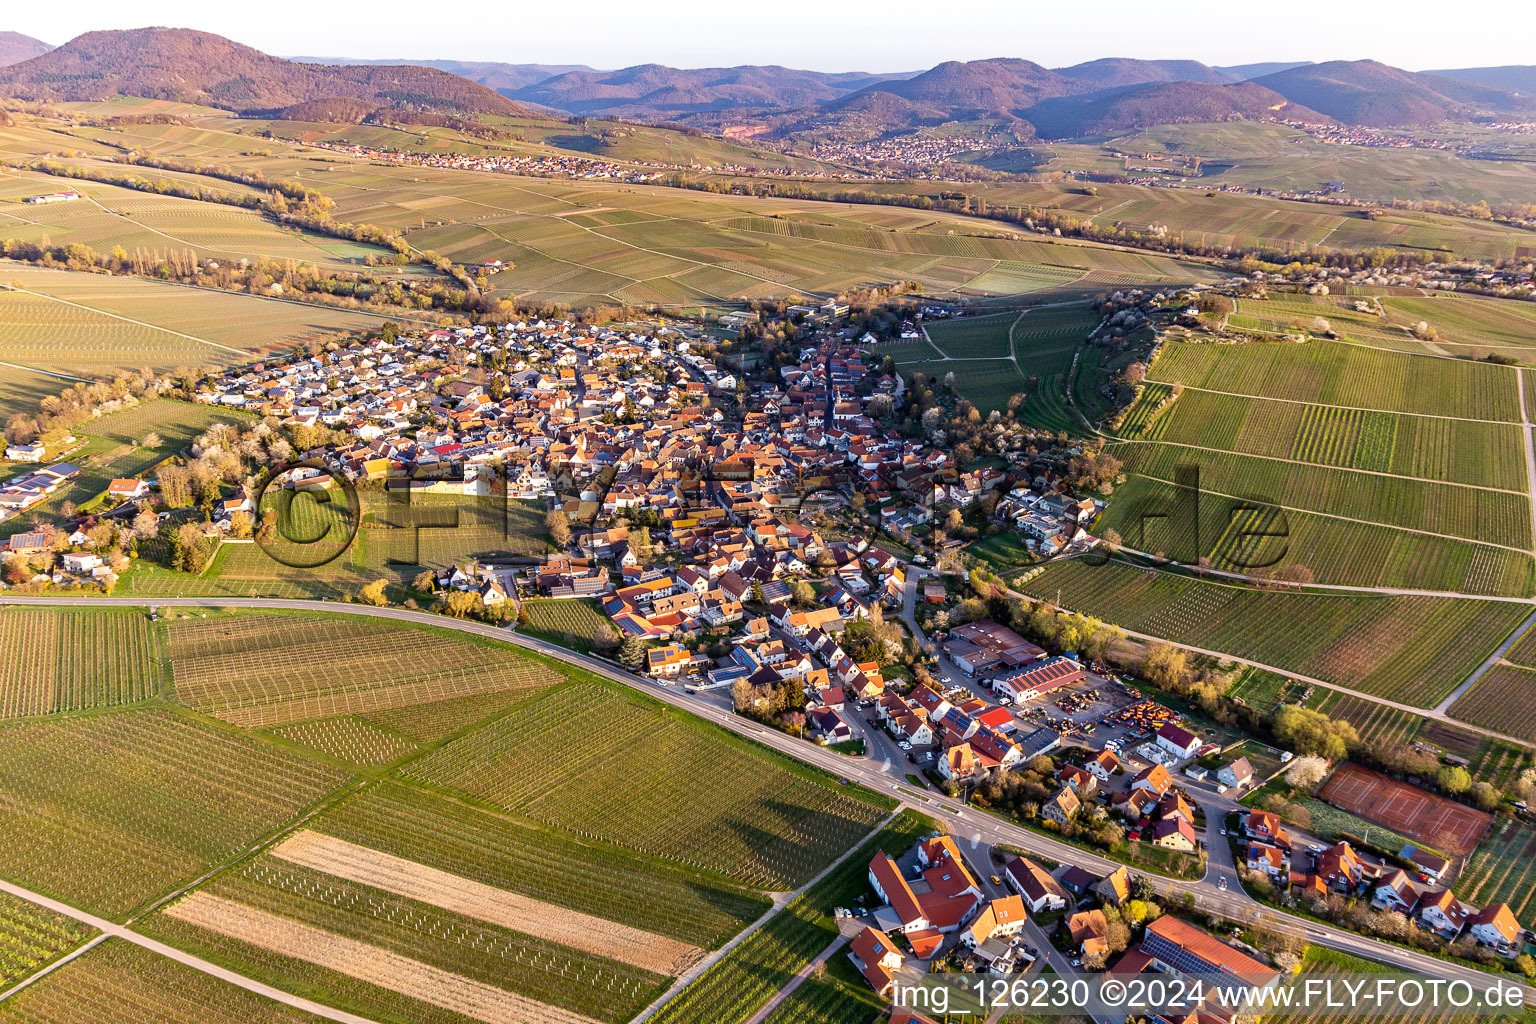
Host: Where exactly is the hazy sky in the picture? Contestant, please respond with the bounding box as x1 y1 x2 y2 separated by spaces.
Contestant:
10 0 1534 72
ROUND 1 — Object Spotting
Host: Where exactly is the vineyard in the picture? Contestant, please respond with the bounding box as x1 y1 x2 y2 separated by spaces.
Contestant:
1455 818 1536 925
1106 473 1533 596
359 687 551 744
1148 337 1521 422
0 708 349 917
759 958 883 1024
1110 442 1532 551
1448 664 1536 743
0 607 166 720
156 885 625 1024
1310 692 1420 747
923 312 1017 359
0 891 94 991
1135 388 1524 490
399 682 890 889
164 612 565 727
315 782 765 948
268 717 419 767
1014 560 1530 706
0 938 327 1024
519 599 612 651
649 811 932 1024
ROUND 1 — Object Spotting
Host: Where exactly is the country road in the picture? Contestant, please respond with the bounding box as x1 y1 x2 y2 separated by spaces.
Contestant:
3 591 1527 1012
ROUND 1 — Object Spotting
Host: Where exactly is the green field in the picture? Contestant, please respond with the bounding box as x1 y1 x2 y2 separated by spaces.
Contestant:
1456 817 1536 926
0 268 386 378
164 610 566 727
649 811 932 1024
398 679 890 889
0 707 349 917
0 938 329 1024
1148 337 1521 422
518 598 612 651
923 312 1018 359
1449 663 1536 742
1014 559 1530 706
0 890 95 991
0 607 167 720
1311 691 1421 747
1100 473 1534 596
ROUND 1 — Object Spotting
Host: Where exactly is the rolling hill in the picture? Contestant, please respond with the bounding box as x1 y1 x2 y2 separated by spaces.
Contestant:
1431 64 1536 95
287 57 595 95
1055 58 1232 89
1252 60 1534 125
0 28 524 117
1024 80 1333 138
0 31 50 66
506 63 917 116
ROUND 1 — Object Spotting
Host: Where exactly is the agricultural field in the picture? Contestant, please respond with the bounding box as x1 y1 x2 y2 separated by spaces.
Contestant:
1503 619 1536 667
0 890 95 991
1098 473 1533 597
1115 386 1527 490
398 680 891 889
163 610 565 727
0 363 65 423
518 598 612 652
0 607 166 720
1310 691 1420 748
1265 946 1533 1024
1382 293 1536 361
1449 663 1536 742
897 358 1025 417
0 938 330 1024
1223 666 1307 714
649 811 933 1024
1014 559 1530 706
0 707 349 917
759 956 883 1024
1455 817 1536 926
1147 336 1521 422
267 717 419 767
0 267 386 379
923 311 1017 359
1106 441 1532 551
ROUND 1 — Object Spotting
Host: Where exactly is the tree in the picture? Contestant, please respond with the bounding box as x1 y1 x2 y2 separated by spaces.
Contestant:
1468 781 1499 811
1437 765 1472 795
255 506 278 545
358 579 389 606
546 509 572 549
593 621 621 655
412 570 437 592
790 579 816 608
1273 705 1358 762
227 510 252 539
1285 755 1330 790
619 636 650 672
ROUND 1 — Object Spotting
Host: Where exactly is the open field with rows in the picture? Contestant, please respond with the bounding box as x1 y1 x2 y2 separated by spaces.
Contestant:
0 938 330 1024
649 811 931 1024
1098 473 1534 596
359 687 552 744
898 358 1024 417
1264 946 1533 1024
1310 691 1420 748
0 268 385 379
1014 559 1530 706
0 607 166 720
759 955 882 1024
1383 293 1536 359
399 680 890 889
1107 441 1533 551
1223 666 1303 714
315 782 766 949
1115 386 1526 490
1455 817 1536 926
0 168 384 271
1147 337 1521 422
268 717 419 767
150 860 665 1024
923 312 1017 359
30 118 1219 310
1449 663 1536 742
0 707 349 917
164 611 566 727
0 363 65 422
1415 721 1536 791
518 598 612 652
0 890 95 991
1504 619 1536 667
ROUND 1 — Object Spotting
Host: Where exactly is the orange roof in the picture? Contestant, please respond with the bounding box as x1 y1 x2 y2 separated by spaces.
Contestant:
907 928 944 959
870 853 925 927
1146 915 1273 977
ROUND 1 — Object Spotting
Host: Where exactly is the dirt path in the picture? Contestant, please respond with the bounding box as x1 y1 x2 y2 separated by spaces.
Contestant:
0 878 387 1024
741 932 849 1024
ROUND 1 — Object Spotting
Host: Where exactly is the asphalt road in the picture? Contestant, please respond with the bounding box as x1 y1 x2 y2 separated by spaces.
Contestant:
4 592 1528 1006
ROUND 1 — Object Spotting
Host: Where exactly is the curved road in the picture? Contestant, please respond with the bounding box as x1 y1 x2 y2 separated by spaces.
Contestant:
3 592 1527 1009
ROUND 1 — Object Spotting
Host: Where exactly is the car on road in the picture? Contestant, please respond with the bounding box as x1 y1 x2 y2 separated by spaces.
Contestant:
990 874 1002 885
1308 843 1322 854
1218 877 1227 891
1218 827 1226 836
1071 958 1082 967
899 741 912 750
940 676 952 683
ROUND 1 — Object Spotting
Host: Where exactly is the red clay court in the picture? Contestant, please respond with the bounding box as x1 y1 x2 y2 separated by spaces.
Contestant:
1317 763 1491 857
